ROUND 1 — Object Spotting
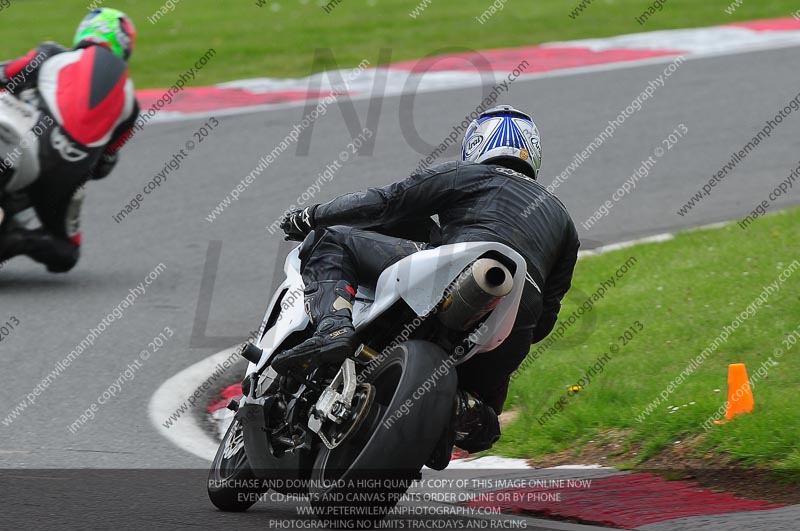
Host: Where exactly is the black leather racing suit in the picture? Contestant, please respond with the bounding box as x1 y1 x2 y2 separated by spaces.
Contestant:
300 160 580 412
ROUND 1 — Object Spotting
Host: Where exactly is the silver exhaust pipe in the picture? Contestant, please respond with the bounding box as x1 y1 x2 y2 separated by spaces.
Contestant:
437 258 514 331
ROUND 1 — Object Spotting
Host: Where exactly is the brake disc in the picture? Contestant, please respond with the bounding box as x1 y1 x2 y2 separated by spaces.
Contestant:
319 383 375 450
308 358 375 449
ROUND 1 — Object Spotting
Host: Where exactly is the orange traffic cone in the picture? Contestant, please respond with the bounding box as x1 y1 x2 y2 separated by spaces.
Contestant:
714 363 754 424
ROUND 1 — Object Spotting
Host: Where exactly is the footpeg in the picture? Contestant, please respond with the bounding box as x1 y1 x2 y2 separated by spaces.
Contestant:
354 344 381 364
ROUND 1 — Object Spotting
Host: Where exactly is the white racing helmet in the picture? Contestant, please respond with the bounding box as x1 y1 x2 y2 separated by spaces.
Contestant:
461 104 542 179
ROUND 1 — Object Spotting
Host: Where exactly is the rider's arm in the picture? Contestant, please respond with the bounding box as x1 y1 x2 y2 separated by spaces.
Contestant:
90 97 140 180
0 43 65 91
531 222 580 344
362 216 440 243
312 161 483 229
0 49 40 89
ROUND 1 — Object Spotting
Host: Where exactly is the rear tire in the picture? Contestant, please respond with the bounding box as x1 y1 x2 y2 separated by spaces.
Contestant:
207 417 264 512
309 340 458 523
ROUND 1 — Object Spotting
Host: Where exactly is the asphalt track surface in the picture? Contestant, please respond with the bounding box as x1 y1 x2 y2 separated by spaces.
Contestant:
1 44 799 529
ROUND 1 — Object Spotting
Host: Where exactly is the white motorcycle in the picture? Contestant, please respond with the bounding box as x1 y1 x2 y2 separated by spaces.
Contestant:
208 238 528 521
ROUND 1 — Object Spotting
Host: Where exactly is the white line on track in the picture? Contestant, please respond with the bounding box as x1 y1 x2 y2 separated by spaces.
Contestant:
148 40 800 126
148 346 238 461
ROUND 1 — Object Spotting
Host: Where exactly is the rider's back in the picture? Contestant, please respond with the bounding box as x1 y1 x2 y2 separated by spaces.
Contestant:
36 45 136 163
1 42 136 182
435 161 578 288
38 46 134 145
313 160 579 289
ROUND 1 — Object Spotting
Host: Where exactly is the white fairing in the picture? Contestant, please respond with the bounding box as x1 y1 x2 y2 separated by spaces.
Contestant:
246 241 528 377
250 246 309 369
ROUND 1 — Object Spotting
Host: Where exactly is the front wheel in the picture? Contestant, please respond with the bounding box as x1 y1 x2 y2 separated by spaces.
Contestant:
309 340 458 523
207 417 264 512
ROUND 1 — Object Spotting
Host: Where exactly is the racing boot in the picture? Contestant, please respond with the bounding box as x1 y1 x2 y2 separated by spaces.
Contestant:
453 390 501 453
426 390 500 469
271 280 358 375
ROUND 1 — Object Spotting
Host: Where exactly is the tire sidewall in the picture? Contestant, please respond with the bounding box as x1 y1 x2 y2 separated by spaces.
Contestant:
207 418 262 511
310 340 458 512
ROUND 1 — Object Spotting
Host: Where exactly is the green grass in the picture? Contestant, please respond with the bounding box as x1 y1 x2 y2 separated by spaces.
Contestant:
495 207 800 471
0 0 797 87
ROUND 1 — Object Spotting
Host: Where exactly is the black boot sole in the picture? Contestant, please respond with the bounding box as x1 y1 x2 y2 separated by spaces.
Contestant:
271 335 357 375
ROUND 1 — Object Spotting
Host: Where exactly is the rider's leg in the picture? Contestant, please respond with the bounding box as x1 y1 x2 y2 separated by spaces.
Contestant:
0 130 21 193
0 105 82 271
457 327 533 442
426 327 533 469
457 326 536 414
299 226 428 283
0 164 11 227
20 171 86 272
0 116 40 193
0 226 80 272
0 161 14 191
428 287 541 467
271 226 427 375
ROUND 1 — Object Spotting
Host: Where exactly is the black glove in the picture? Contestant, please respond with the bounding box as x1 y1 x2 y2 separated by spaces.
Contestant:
280 206 316 241
90 151 119 180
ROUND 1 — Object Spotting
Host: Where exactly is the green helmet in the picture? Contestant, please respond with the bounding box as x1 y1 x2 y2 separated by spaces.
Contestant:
73 8 136 62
